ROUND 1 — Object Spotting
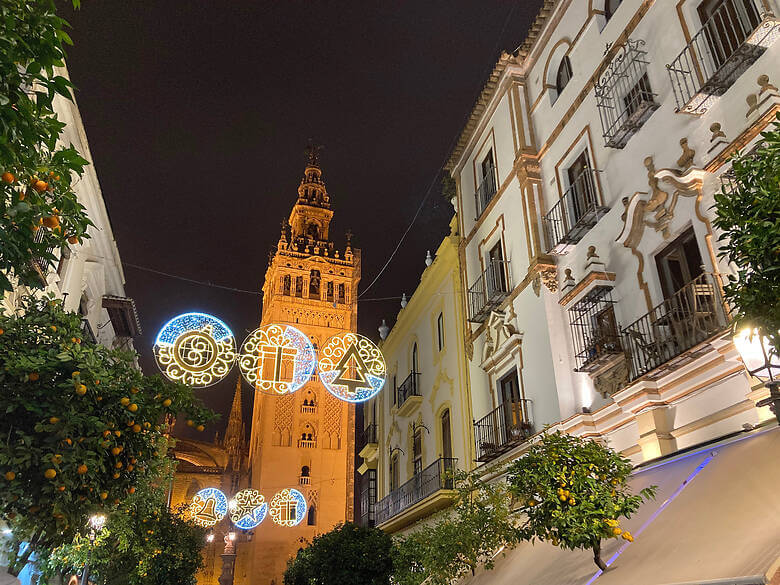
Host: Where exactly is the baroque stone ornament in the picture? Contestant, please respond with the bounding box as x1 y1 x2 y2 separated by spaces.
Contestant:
540 266 559 292
187 487 228 528
153 312 236 388
592 358 630 399
238 324 316 395
269 488 307 527
318 332 387 403
229 489 268 530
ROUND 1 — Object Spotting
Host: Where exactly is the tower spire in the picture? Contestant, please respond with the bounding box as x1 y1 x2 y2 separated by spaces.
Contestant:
223 375 246 466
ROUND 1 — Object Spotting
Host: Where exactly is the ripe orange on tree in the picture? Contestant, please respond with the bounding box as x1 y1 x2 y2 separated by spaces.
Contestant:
33 180 48 193
77 464 88 475
44 469 57 479
1 171 14 183
28 372 39 381
4 471 16 481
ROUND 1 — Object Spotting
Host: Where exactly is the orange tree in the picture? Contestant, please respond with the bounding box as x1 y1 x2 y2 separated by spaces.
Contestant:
506 431 655 571
0 0 93 292
0 295 214 576
41 459 206 585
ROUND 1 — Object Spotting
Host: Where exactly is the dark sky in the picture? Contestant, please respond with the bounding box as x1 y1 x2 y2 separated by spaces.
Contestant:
63 1 542 441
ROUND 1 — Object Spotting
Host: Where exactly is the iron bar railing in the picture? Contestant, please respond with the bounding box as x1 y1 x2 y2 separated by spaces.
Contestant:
473 400 533 462
396 371 420 408
467 260 511 323
475 165 497 218
360 423 378 448
666 0 773 114
621 272 730 381
375 457 457 525
543 168 607 253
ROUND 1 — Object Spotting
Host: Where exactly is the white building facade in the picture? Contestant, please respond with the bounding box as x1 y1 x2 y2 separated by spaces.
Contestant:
447 0 780 468
2 66 139 348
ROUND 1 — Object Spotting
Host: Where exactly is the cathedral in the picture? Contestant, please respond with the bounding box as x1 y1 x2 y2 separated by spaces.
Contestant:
170 148 360 585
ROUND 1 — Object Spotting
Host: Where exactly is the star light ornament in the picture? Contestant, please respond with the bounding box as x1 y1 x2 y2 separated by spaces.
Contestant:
188 488 228 528
238 324 315 395
269 488 307 527
229 489 268 530
318 332 387 402
154 313 236 388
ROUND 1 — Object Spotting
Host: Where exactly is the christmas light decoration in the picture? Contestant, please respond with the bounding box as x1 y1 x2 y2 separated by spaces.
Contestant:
318 332 386 402
154 312 236 388
238 324 315 395
269 488 307 526
229 489 268 530
188 487 228 528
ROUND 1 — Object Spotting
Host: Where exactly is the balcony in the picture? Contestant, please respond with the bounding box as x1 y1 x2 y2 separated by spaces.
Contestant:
569 286 623 373
298 439 316 448
467 260 511 323
299 475 311 485
667 0 779 115
475 165 498 218
395 372 421 416
621 272 730 382
543 169 608 254
358 423 379 466
474 400 534 463
375 457 457 530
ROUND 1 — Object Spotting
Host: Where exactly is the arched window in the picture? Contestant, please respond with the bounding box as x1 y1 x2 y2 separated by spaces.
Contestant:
605 0 622 20
556 56 573 96
306 222 319 240
282 274 291 295
440 409 452 460
412 343 419 373
295 276 304 297
309 269 321 298
390 453 400 491
307 505 316 525
301 465 310 477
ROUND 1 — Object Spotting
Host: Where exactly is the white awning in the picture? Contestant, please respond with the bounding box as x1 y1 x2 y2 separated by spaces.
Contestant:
461 425 780 585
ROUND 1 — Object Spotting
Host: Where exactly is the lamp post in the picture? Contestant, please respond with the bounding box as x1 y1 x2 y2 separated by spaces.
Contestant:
81 514 106 585
734 327 780 424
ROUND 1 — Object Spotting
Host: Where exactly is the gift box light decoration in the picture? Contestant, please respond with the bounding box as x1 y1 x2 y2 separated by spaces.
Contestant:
188 487 228 528
229 489 268 530
153 312 236 388
318 332 387 403
269 488 307 527
238 324 315 395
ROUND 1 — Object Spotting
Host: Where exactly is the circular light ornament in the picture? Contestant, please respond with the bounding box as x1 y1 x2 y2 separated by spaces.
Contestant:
269 488 307 527
229 489 268 530
188 487 228 528
318 332 387 403
238 324 315 395
154 312 236 387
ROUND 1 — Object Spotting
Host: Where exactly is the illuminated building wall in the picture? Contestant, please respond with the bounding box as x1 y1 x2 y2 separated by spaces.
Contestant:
246 149 360 585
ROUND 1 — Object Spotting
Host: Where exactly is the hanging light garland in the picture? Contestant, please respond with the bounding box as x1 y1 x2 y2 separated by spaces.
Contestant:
238 324 315 395
187 487 228 528
318 332 387 402
229 489 268 530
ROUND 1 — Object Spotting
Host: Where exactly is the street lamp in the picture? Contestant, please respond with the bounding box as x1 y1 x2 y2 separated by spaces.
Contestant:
734 327 780 424
81 514 106 585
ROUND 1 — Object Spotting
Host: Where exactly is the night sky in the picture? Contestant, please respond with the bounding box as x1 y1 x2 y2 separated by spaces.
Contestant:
62 1 542 441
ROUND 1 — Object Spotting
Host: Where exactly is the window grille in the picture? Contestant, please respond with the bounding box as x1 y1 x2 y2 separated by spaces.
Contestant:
569 286 623 372
595 39 658 149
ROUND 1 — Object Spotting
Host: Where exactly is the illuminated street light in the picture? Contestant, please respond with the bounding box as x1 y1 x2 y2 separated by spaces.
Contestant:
82 514 107 585
734 327 780 423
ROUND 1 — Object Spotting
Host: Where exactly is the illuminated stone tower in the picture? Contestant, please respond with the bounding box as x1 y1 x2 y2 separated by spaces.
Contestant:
247 146 360 585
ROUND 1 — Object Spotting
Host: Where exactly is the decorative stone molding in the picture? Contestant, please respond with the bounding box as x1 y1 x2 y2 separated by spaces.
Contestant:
480 309 523 373
558 271 616 307
706 123 729 157
676 138 695 171
592 358 630 399
528 254 558 293
746 73 780 119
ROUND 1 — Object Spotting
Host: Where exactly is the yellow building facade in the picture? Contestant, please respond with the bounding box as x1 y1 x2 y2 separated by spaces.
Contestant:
359 215 472 535
246 151 360 584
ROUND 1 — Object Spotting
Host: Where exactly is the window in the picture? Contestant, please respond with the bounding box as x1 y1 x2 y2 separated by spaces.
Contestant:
697 0 761 70
326 281 334 302
390 453 400 491
476 150 498 217
412 427 423 475
556 56 573 96
301 465 310 477
412 343 419 373
487 241 508 293
283 274 291 295
569 287 622 372
309 269 321 298
605 0 622 20
392 374 397 407
436 313 444 351
306 222 319 240
307 505 316 525
440 409 452 460
566 150 594 225
295 276 304 297
655 228 704 299
337 283 346 304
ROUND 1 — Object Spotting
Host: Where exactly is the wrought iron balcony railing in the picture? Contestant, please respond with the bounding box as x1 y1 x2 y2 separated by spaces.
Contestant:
475 165 498 218
543 168 608 254
467 260 511 323
621 272 730 381
396 371 421 408
360 423 378 448
474 399 534 463
375 457 457 525
667 0 778 114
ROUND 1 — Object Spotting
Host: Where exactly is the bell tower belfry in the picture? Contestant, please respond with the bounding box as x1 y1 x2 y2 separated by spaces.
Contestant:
246 146 360 585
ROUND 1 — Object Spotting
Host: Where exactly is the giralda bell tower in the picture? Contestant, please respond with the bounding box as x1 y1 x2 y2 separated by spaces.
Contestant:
247 146 359 584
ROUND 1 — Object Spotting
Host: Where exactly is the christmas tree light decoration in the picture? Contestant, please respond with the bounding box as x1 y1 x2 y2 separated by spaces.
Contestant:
229 489 268 530
154 312 236 388
238 324 315 395
318 332 386 403
269 488 307 527
188 487 228 528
